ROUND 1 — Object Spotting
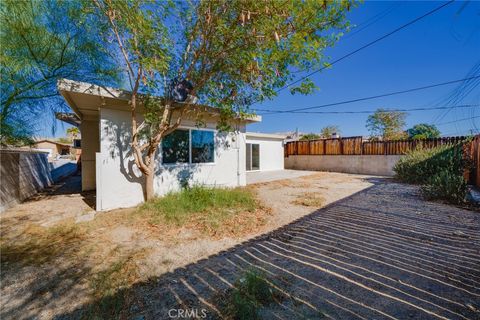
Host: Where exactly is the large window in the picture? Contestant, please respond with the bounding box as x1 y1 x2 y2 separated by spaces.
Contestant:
162 129 189 163
162 129 215 164
192 130 214 163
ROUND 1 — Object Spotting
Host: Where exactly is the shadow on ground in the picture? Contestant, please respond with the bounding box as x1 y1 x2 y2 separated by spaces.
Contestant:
27 174 96 210
57 180 480 319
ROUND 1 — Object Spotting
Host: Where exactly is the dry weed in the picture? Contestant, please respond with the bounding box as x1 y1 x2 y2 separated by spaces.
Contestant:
292 193 326 208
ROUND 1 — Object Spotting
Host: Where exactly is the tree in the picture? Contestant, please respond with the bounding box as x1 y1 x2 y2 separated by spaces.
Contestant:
0 0 117 145
300 133 321 141
89 0 354 200
320 125 340 138
66 127 80 140
406 123 440 139
366 108 407 140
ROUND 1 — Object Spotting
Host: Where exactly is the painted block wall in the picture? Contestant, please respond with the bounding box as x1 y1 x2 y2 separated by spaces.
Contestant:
284 155 402 176
245 137 284 171
97 108 247 211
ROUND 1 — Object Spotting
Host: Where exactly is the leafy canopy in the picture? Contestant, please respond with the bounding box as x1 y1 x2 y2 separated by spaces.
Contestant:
320 125 341 138
406 123 440 139
300 133 321 141
366 108 407 140
89 0 354 130
0 0 118 145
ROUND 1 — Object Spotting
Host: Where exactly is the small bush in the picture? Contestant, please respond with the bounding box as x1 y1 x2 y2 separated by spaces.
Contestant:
224 270 279 320
394 143 467 184
394 141 473 205
421 170 468 204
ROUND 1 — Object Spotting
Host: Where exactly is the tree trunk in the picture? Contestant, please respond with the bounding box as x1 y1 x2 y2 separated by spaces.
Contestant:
145 159 155 201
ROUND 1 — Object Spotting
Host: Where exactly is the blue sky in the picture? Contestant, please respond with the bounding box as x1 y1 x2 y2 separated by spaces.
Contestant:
45 1 479 138
247 0 480 137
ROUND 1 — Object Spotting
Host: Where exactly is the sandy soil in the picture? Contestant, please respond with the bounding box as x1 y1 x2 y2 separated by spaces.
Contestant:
0 172 373 319
250 172 377 230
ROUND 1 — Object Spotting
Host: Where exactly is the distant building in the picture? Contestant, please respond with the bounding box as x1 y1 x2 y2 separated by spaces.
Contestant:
32 139 71 160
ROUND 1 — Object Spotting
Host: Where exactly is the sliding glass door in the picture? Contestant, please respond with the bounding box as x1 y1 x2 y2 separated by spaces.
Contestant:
246 143 260 171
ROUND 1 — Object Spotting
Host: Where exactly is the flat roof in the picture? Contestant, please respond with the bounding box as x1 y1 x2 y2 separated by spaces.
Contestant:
57 78 261 123
246 132 286 140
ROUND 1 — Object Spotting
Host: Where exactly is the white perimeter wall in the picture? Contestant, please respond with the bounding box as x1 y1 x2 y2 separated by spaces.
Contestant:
284 155 402 176
245 137 284 171
96 108 247 211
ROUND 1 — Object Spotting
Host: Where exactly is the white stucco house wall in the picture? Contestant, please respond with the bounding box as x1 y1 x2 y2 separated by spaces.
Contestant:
245 132 285 171
58 79 284 211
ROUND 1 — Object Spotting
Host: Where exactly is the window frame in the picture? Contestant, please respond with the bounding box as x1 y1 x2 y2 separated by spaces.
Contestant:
161 126 216 166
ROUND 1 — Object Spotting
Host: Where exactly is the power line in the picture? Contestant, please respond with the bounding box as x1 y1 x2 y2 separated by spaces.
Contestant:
256 75 480 114
257 104 479 115
436 115 480 126
272 0 454 95
342 3 400 40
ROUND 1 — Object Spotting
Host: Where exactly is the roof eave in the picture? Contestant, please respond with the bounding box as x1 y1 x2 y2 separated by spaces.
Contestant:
57 78 262 124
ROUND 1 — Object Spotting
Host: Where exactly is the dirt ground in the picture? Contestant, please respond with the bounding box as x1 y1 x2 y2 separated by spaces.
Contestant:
67 181 480 319
0 172 374 319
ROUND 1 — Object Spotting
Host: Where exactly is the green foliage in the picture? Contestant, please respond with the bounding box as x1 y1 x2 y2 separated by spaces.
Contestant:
66 127 80 139
57 137 72 144
300 133 321 140
289 78 318 95
0 0 118 145
421 170 468 204
188 0 354 117
394 142 472 205
393 143 467 184
88 0 355 195
90 0 354 127
140 186 256 227
224 269 279 320
320 125 340 138
406 123 441 139
366 108 407 140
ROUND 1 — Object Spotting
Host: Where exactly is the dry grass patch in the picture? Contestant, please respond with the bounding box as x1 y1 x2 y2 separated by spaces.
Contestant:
252 179 313 189
139 186 270 238
0 186 273 318
292 192 326 208
86 249 148 318
0 222 87 268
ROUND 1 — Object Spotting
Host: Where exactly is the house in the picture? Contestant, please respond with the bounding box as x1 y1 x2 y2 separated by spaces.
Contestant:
57 79 284 211
245 132 285 171
33 139 71 160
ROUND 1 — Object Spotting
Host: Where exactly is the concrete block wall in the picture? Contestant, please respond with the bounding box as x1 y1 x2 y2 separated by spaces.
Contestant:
0 150 53 212
284 155 402 176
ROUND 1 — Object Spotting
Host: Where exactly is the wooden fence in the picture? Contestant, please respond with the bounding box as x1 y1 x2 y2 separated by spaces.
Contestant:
285 135 480 187
284 136 468 157
467 135 480 187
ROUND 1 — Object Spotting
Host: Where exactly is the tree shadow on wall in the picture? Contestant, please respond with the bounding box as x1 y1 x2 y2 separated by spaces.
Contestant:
102 121 236 199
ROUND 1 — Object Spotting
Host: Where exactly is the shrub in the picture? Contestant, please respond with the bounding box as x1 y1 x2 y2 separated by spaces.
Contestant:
394 141 473 205
421 170 468 204
394 143 468 184
224 270 279 320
